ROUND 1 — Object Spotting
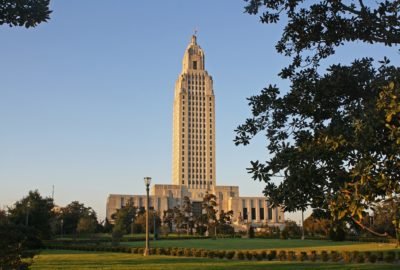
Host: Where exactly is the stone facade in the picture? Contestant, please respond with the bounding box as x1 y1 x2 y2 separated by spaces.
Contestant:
106 35 284 227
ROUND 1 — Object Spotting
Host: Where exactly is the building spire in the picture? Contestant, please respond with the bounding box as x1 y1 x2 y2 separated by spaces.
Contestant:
191 28 198 44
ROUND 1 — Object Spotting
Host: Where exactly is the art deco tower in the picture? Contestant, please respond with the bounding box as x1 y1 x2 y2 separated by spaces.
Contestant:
172 35 216 197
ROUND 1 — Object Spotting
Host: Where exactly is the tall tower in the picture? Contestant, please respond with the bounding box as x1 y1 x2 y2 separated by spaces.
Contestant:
172 35 216 199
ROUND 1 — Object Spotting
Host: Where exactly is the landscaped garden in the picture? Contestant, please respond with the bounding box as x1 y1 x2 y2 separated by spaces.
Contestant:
31 249 400 270
41 237 400 270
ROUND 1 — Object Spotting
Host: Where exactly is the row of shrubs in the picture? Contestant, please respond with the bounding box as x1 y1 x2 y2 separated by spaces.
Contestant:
45 235 211 246
45 244 400 264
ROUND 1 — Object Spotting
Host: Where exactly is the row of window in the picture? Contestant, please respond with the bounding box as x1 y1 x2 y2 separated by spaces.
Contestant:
184 156 212 161
182 95 213 101
181 179 213 184
181 134 213 141
182 162 212 167
187 79 205 85
182 107 213 113
242 208 274 221
188 86 205 90
182 128 212 134
182 168 213 172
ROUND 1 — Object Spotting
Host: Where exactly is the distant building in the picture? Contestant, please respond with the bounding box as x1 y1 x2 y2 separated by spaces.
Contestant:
106 35 284 227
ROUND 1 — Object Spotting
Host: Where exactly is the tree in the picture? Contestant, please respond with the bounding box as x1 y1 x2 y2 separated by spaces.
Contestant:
217 210 234 235
58 201 98 235
8 190 54 239
111 204 137 235
76 215 97 235
244 0 400 78
237 0 400 245
303 215 330 237
134 210 161 235
162 209 174 233
0 209 7 225
0 0 51 28
182 196 195 235
200 193 218 237
371 200 400 239
281 220 301 239
0 223 42 269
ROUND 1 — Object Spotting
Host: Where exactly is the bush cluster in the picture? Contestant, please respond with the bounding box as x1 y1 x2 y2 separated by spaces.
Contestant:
44 244 399 264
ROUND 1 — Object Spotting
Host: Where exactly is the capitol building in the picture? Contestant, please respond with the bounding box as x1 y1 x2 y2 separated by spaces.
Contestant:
106 35 284 227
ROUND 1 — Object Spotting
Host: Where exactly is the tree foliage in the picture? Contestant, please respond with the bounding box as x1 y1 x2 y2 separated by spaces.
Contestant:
7 190 54 239
303 214 330 237
58 201 98 235
76 215 97 235
0 0 52 28
237 0 400 244
111 204 138 235
0 223 42 269
244 0 400 77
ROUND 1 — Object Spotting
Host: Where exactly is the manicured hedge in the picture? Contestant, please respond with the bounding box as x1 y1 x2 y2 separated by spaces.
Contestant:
44 244 399 264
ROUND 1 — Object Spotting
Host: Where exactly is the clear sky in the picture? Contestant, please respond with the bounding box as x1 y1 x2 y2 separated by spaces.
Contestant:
1 0 398 223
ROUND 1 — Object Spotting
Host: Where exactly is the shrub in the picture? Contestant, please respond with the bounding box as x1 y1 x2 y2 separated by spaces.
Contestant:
164 248 171 255
368 254 377 263
310 251 317 262
254 252 263 261
217 250 226 259
278 250 287 261
355 253 365 263
194 249 202 257
207 250 215 259
377 251 384 261
329 226 346 241
299 251 308 261
245 251 253 260
331 251 340 262
321 251 329 262
226 251 235 259
248 226 255 238
201 250 208 258
280 230 289 240
384 251 396 263
237 251 245 260
364 251 371 260
177 248 184 256
268 250 277 261
184 248 192 257
261 250 267 259
342 251 352 263
287 251 296 261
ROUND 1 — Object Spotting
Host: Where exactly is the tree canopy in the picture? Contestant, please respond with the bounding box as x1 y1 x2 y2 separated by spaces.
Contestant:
244 0 400 77
0 0 51 28
7 190 54 239
237 0 400 243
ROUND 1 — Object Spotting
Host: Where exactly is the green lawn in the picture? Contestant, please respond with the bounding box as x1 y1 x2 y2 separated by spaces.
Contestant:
123 238 397 252
31 250 399 270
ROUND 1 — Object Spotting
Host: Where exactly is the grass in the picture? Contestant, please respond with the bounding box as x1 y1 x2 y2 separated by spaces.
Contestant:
31 250 400 270
122 238 397 252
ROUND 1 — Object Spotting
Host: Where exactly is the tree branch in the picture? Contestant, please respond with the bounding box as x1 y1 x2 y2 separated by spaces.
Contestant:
351 216 389 237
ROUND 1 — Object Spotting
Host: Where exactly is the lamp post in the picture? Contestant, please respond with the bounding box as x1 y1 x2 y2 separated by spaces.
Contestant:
61 219 64 238
143 177 151 256
25 201 31 226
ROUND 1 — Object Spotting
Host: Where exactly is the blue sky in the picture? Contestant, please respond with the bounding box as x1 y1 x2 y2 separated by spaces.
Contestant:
1 0 398 222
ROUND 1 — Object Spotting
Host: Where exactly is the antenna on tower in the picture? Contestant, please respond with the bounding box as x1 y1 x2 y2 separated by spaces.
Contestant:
52 185 55 202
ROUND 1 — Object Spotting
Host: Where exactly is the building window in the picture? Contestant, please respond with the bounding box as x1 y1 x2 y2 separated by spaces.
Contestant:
251 208 256 220
268 208 273 220
193 61 197 70
260 208 264 220
243 208 248 220
182 180 184 184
